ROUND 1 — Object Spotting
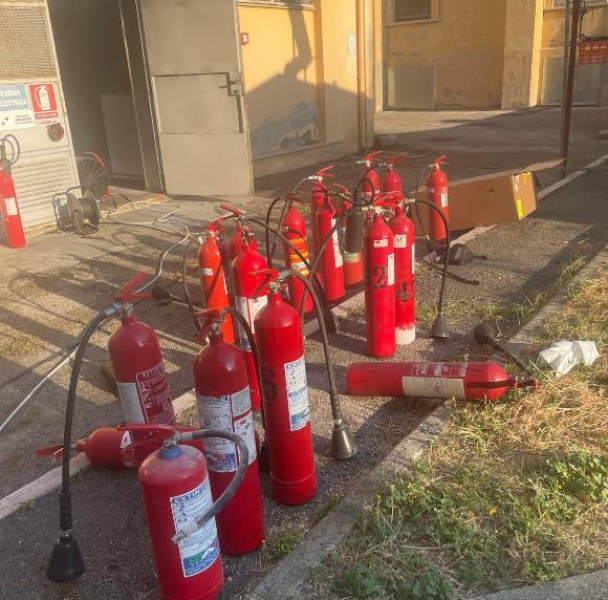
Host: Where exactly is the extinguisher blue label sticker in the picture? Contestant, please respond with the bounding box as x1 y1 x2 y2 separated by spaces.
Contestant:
197 387 257 472
170 479 220 578
284 356 310 431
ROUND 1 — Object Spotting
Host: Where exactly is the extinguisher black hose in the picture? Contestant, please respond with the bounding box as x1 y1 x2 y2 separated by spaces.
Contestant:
0 134 20 172
245 217 336 334
172 429 249 542
58 310 113 535
414 199 450 320
421 259 480 286
286 270 356 460
264 196 288 269
182 236 204 331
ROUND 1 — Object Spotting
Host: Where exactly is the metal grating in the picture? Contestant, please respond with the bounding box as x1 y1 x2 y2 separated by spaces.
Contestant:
0 4 56 80
12 152 75 229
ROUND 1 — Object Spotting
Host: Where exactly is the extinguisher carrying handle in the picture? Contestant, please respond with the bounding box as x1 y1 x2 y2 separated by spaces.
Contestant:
433 155 447 167
116 272 153 304
171 429 249 543
193 308 222 341
383 153 407 168
315 165 335 179
249 268 281 299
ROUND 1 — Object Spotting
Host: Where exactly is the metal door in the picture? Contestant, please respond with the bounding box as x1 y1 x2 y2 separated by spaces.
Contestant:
139 0 253 195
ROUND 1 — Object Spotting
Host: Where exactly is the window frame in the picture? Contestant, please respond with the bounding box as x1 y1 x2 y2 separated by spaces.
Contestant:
390 0 440 25
237 0 314 9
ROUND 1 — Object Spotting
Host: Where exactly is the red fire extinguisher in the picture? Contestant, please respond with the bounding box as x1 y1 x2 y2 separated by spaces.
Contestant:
193 310 264 555
36 424 203 470
108 273 175 425
389 202 416 345
282 194 314 315
253 270 316 506
139 428 249 600
315 191 345 304
0 134 26 249
427 155 449 246
382 154 406 195
310 165 334 256
364 212 396 358
347 362 538 401
232 237 268 412
357 151 383 200
199 219 235 343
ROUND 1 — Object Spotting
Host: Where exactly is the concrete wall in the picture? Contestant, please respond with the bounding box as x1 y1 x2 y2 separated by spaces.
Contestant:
384 0 508 109
238 0 372 178
501 0 544 109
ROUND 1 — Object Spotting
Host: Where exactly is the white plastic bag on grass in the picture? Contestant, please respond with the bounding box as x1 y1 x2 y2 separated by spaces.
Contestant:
538 341 600 377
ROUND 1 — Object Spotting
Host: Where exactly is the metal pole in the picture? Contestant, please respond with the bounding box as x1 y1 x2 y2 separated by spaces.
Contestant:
559 0 572 154
561 0 583 160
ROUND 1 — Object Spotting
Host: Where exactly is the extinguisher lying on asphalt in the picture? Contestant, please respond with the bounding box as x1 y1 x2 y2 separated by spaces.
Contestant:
108 273 175 425
0 134 26 249
199 218 235 343
36 424 204 470
347 361 537 402
252 268 356 504
139 428 249 600
193 309 265 555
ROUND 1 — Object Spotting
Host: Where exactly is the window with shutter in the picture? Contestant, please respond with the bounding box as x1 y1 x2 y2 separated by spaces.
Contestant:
395 0 435 23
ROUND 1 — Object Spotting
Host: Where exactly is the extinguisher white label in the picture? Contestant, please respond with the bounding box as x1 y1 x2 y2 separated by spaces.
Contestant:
394 234 407 249
373 238 388 248
116 382 145 423
387 253 395 286
402 363 467 399
440 192 449 208
284 355 310 432
201 267 213 277
412 243 416 274
235 295 268 351
170 479 220 578
331 219 343 268
5 197 18 216
196 387 257 472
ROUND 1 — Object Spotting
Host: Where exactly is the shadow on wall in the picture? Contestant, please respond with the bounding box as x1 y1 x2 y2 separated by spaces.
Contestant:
245 7 320 157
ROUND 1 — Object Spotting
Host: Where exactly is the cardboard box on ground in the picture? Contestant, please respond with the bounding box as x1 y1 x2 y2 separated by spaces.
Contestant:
410 159 564 233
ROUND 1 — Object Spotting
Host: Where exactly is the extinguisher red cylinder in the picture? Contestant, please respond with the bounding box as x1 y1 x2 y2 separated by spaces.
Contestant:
193 332 264 555
383 167 402 196
315 198 345 304
199 233 235 343
0 169 26 249
108 313 175 425
362 168 381 199
389 206 416 345
255 289 316 506
347 362 515 401
232 243 269 412
139 445 223 600
364 214 396 358
427 164 449 244
343 251 364 287
75 426 203 470
282 204 314 315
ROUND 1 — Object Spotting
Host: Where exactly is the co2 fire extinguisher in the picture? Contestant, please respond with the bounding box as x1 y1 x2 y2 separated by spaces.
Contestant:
139 429 249 600
36 424 203 470
232 237 269 411
356 151 383 199
347 362 538 401
389 202 416 345
199 220 235 343
193 310 264 555
253 271 317 506
364 213 396 358
0 134 26 249
427 155 449 248
315 192 345 304
108 273 175 425
282 194 314 315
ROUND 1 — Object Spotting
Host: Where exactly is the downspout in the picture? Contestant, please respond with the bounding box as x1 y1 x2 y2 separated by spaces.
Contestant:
356 0 368 149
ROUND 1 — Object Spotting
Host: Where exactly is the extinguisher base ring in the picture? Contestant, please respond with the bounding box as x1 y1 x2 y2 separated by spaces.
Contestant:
396 326 416 346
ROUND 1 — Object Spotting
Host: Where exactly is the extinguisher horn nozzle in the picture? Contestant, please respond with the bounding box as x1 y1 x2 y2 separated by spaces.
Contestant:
47 534 85 583
432 315 450 340
331 425 358 461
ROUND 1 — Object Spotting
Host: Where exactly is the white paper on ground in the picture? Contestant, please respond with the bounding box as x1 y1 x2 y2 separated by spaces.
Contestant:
538 341 600 377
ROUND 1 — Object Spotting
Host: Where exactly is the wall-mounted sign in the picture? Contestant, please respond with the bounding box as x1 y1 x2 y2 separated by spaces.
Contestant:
29 83 59 126
579 41 608 65
0 84 35 131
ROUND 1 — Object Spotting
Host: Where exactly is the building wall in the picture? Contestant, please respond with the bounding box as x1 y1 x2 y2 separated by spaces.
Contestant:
237 0 371 178
384 0 508 109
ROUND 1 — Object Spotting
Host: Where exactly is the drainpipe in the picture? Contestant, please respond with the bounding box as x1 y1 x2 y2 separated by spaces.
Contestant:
356 0 368 149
